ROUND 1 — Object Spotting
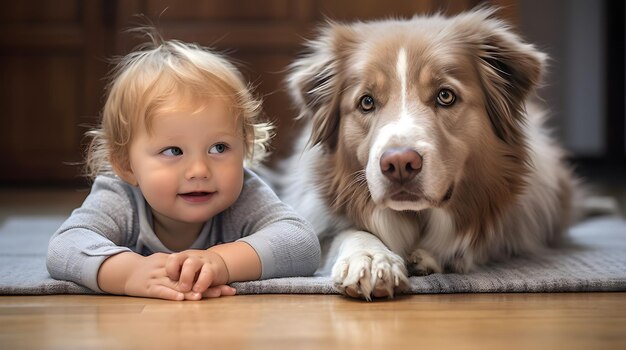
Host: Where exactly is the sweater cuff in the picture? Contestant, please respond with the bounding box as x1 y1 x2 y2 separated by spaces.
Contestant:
80 246 132 293
238 235 277 279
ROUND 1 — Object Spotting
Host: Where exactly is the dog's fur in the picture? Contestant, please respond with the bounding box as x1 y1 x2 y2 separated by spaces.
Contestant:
276 8 577 300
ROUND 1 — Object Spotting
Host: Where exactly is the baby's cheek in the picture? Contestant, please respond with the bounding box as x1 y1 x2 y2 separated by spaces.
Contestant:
141 172 179 205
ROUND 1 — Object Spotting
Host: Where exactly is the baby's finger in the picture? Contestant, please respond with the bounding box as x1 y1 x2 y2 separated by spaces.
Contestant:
219 285 236 296
191 264 215 293
183 291 203 301
202 285 236 298
178 258 203 292
149 284 185 301
165 253 187 281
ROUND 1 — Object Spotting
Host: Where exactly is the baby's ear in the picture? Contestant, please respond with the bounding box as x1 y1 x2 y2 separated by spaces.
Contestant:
110 155 138 186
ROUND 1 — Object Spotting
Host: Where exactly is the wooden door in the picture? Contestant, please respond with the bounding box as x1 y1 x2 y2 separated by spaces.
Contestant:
0 0 112 185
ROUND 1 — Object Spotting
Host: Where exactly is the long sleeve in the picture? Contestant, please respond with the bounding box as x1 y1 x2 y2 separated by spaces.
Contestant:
46 175 137 292
224 169 321 279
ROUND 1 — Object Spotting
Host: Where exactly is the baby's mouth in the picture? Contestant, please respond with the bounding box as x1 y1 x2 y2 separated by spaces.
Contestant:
179 191 214 202
182 191 210 196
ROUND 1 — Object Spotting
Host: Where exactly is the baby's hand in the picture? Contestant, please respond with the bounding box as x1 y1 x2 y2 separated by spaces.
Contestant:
165 250 234 299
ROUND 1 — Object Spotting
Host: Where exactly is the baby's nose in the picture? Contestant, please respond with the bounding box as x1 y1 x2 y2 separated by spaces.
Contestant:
186 158 211 179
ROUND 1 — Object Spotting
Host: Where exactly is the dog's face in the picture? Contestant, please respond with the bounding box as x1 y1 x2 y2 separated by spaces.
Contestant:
338 32 484 211
289 9 545 214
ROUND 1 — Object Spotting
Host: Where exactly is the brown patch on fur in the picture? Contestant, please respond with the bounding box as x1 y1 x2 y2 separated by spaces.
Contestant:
289 24 360 151
314 130 377 231
450 145 529 243
441 13 548 245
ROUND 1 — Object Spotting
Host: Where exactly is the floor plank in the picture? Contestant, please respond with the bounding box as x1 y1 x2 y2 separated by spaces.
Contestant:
1 293 625 349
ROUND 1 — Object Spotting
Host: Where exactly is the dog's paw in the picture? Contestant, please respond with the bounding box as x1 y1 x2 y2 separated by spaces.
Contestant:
332 250 409 301
407 248 442 276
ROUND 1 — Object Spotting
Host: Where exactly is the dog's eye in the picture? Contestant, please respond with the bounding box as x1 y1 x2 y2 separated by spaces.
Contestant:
436 89 456 107
359 95 375 112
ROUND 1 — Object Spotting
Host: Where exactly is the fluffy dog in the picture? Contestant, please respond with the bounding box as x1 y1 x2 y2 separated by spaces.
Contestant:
276 8 577 300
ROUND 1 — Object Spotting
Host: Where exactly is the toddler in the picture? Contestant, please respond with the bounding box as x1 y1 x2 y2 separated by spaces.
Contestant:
47 31 320 300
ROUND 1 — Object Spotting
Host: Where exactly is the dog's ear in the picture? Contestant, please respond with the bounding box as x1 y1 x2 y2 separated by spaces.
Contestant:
287 22 356 151
462 9 547 145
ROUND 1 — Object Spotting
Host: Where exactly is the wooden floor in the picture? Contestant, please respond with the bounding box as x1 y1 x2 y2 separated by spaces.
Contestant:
0 293 625 349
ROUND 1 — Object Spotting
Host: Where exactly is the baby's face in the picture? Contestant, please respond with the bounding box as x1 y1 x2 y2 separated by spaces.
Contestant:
125 98 245 225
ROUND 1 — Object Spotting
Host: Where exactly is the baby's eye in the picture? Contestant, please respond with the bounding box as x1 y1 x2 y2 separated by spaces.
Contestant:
209 143 228 154
161 147 183 156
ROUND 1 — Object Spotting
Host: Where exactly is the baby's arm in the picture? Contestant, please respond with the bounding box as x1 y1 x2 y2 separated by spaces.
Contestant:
223 169 321 279
47 176 135 292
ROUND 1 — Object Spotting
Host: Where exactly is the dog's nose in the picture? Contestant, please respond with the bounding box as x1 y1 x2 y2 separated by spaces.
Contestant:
380 148 422 183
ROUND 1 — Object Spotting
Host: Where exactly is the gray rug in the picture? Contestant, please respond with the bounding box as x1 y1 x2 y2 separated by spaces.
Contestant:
1 215 625 296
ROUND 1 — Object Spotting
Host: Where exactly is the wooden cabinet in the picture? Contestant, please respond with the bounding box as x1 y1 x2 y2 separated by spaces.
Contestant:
0 0 111 184
2 0 507 185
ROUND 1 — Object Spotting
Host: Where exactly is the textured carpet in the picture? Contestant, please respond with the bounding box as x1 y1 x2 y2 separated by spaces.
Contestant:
1 215 625 295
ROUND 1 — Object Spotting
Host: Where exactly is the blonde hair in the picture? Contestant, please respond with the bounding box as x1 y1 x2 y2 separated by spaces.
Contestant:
85 30 273 179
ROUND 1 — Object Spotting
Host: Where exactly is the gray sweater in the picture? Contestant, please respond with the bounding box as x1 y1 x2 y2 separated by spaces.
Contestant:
47 169 320 292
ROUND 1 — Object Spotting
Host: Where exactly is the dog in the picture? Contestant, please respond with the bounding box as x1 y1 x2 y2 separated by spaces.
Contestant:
274 8 578 300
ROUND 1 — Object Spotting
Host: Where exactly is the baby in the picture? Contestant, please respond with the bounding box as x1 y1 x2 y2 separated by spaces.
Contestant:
47 31 320 300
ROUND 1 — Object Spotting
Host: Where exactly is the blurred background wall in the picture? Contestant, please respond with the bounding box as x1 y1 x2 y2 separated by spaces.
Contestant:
0 0 623 187
519 0 625 182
